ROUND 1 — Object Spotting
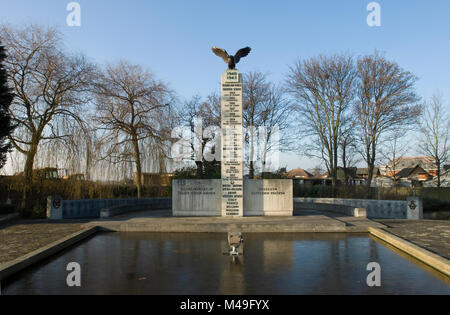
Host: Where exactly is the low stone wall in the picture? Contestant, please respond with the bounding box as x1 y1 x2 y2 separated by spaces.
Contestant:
368 227 450 277
47 197 171 220
423 211 450 220
294 202 366 218
294 197 407 219
100 198 171 218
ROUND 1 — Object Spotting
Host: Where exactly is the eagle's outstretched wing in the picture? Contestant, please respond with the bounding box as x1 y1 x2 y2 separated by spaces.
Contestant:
234 47 251 64
212 46 230 64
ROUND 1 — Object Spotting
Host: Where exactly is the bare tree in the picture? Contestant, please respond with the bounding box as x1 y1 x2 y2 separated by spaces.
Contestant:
94 60 173 198
0 24 94 211
243 72 270 178
286 54 356 188
308 165 325 177
243 72 293 178
0 43 15 170
354 52 421 187
418 92 449 187
60 118 94 179
380 126 410 191
258 83 293 176
179 94 221 177
339 116 359 184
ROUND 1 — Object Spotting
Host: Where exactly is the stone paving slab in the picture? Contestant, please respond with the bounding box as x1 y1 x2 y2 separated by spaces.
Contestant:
0 222 85 264
0 227 98 281
376 219 450 260
368 227 450 277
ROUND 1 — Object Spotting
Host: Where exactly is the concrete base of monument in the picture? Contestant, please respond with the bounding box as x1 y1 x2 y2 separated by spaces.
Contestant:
172 179 293 217
82 209 388 234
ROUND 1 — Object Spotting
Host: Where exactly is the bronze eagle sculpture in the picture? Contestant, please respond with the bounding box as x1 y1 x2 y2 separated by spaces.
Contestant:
212 46 251 70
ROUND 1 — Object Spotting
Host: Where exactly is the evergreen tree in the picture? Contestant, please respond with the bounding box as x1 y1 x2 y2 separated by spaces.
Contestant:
0 43 15 169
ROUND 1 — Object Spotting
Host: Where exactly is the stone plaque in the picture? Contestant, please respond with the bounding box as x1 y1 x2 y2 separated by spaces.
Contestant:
47 195 64 220
221 69 244 217
244 179 293 216
172 179 221 217
406 196 423 220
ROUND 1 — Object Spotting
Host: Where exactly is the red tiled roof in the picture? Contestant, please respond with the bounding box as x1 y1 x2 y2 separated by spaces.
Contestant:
287 168 313 178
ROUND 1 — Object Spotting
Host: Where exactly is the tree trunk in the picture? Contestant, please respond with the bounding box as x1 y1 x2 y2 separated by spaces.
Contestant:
195 161 203 178
158 149 167 174
249 161 255 179
342 143 348 185
249 129 255 179
261 134 269 177
333 148 338 187
132 135 142 199
21 143 38 215
436 160 441 188
366 143 376 188
367 166 374 187
85 141 91 181
331 172 336 197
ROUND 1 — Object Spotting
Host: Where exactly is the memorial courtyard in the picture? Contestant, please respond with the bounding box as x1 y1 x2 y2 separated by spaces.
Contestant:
0 0 450 301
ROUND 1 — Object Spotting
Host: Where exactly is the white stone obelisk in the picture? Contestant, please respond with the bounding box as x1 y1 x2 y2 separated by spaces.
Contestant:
221 69 244 217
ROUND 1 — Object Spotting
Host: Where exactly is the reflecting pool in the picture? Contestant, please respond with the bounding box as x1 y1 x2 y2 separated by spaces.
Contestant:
2 233 449 295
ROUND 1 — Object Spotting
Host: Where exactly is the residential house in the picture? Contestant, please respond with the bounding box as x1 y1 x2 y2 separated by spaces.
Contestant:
287 168 313 179
318 167 362 185
381 156 438 177
424 168 450 187
286 168 318 185
356 167 381 180
394 165 432 187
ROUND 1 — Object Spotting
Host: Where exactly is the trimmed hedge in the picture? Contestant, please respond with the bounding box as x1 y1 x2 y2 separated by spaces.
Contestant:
0 204 15 215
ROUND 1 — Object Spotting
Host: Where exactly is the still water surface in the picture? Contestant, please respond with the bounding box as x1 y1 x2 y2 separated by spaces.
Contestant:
2 233 450 295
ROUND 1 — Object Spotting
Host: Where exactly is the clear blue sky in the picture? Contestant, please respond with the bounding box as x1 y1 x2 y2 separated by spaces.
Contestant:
1 0 450 170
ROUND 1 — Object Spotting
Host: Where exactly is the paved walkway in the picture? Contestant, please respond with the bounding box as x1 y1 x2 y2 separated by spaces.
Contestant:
376 219 450 260
0 220 86 264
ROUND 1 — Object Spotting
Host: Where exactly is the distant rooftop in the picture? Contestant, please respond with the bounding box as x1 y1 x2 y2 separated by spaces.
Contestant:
287 168 313 179
388 156 437 170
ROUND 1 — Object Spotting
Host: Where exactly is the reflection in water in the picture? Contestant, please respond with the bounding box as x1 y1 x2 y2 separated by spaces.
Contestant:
221 255 245 295
2 233 449 295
